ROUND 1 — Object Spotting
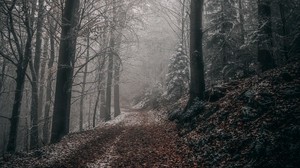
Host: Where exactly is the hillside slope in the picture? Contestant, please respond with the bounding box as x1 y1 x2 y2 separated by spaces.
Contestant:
173 59 300 167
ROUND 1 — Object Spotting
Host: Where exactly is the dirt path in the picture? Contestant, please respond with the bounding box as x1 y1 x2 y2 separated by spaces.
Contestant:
1 110 194 168
58 110 194 167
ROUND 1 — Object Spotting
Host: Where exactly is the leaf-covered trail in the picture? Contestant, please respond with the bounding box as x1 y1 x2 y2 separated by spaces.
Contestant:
1 109 194 168
54 109 194 167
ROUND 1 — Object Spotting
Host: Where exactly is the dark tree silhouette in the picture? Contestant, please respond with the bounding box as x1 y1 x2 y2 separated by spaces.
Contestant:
6 0 34 152
185 0 205 110
257 0 275 71
51 0 80 143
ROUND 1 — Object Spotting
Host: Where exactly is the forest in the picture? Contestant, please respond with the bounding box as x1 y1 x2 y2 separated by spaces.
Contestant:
0 0 299 167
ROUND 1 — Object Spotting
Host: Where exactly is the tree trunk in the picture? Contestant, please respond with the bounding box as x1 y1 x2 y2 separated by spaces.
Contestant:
93 58 106 127
257 0 275 72
93 24 108 126
39 34 49 131
29 67 39 149
0 59 6 96
0 29 6 96
38 34 48 145
28 0 45 150
100 79 106 119
88 97 91 129
93 89 100 127
238 0 245 44
34 0 45 83
105 41 114 121
181 0 186 45
279 1 288 61
185 0 205 110
114 61 121 117
7 67 27 152
105 0 116 121
79 33 90 132
43 13 57 144
7 1 33 151
7 37 32 152
51 0 80 143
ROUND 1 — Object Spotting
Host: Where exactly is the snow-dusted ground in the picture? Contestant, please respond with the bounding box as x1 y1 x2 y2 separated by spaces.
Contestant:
0 108 192 168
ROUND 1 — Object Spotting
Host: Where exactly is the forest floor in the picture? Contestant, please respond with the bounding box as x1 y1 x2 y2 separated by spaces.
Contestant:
165 58 300 167
0 109 195 168
1 59 299 168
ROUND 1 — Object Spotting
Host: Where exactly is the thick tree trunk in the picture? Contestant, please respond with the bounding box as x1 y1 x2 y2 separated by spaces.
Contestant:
7 37 32 152
105 0 116 121
38 35 48 145
105 45 113 121
257 0 275 72
34 0 45 83
51 0 80 143
7 1 33 151
28 0 45 150
185 0 205 110
7 67 27 152
93 24 108 126
39 35 49 129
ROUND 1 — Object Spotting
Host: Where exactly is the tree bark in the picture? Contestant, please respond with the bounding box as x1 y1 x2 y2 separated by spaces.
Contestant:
7 1 33 152
181 0 186 45
100 80 106 118
79 32 90 131
105 52 113 121
43 11 58 144
114 61 121 117
238 0 245 44
113 7 126 118
257 0 275 72
39 34 49 131
7 65 28 152
34 0 45 83
38 34 48 146
29 64 39 149
43 22 55 144
279 1 288 61
0 59 6 96
93 57 107 126
28 0 45 150
185 0 205 111
51 0 80 143
105 0 116 121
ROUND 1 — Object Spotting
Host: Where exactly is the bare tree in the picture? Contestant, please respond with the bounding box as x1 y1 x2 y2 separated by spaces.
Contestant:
1 0 35 152
51 0 80 143
43 10 58 144
79 30 90 131
105 0 117 121
29 0 46 150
